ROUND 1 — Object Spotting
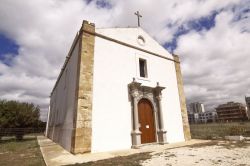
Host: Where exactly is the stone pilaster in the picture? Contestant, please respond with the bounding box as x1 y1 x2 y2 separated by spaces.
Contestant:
173 55 191 140
129 79 142 148
155 83 167 144
71 20 95 154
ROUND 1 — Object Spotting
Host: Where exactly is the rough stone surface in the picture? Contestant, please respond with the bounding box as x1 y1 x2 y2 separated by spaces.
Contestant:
173 55 191 140
71 21 95 154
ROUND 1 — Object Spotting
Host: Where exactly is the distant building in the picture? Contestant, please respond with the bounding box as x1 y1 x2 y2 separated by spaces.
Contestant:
216 102 248 122
198 111 217 123
189 102 205 113
245 96 250 119
188 111 217 124
188 113 195 124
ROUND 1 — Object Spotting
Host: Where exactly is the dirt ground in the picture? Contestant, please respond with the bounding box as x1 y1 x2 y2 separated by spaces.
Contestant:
69 140 250 166
142 140 250 166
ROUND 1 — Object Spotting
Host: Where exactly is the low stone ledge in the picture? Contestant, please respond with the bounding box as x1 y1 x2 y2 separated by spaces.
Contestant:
225 135 245 141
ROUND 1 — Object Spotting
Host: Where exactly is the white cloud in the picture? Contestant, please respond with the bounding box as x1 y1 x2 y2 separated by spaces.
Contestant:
176 3 250 110
0 0 248 120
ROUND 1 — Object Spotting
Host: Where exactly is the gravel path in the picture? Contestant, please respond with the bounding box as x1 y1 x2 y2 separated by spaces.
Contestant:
142 141 250 166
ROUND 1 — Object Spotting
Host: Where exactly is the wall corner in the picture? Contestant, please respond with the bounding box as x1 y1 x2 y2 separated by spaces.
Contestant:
71 20 95 154
173 54 191 141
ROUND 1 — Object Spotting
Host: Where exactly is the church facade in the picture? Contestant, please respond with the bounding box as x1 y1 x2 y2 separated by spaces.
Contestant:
46 20 191 154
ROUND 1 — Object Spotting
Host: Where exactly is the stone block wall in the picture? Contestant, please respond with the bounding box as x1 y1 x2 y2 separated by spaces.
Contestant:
173 55 191 140
71 21 95 154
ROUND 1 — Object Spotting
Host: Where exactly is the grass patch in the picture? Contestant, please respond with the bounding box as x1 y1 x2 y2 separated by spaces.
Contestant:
0 136 45 166
66 152 152 166
181 140 250 150
190 122 250 139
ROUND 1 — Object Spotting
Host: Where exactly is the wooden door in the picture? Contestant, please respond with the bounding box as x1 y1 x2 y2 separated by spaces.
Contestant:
138 98 156 144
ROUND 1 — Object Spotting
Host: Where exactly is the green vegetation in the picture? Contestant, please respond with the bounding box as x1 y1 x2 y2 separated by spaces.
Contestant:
0 100 41 128
0 99 45 140
190 122 250 139
0 136 45 166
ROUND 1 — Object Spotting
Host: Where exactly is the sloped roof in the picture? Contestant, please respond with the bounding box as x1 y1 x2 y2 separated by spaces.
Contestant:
96 27 173 60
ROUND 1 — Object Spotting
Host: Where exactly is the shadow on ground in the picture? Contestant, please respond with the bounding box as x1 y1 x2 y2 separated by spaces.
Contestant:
66 152 152 166
66 140 250 166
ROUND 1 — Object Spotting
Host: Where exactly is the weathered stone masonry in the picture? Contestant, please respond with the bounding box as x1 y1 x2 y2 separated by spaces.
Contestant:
71 21 95 154
173 55 191 140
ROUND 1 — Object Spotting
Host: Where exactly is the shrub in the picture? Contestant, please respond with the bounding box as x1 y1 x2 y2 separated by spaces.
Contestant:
0 99 43 140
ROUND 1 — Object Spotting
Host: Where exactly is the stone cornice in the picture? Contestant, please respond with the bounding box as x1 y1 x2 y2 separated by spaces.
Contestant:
81 29 180 64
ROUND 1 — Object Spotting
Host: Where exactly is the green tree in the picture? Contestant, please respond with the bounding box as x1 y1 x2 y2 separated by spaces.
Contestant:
0 100 42 140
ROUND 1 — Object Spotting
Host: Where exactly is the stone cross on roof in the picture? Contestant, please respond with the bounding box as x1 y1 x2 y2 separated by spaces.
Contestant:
134 11 142 27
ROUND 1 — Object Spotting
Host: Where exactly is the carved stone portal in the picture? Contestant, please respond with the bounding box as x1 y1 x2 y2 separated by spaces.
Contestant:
129 79 167 148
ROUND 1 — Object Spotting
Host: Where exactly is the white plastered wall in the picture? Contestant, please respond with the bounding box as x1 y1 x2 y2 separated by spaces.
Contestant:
91 28 185 152
48 38 79 152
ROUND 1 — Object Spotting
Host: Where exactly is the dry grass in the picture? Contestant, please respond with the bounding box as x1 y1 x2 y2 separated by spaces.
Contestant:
190 122 250 139
0 136 45 166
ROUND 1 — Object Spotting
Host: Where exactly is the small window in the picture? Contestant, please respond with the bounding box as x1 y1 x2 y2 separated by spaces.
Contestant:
139 58 147 78
137 35 145 46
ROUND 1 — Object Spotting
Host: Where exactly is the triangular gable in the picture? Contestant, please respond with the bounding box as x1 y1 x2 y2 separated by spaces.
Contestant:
96 27 173 59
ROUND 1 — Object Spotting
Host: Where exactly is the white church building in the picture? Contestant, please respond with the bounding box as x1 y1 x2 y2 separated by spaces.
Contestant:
46 20 191 154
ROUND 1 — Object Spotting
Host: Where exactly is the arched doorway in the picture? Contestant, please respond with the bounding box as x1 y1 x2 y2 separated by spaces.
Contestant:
138 98 156 144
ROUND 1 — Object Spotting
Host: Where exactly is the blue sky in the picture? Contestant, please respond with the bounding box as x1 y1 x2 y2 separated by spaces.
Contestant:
0 34 19 65
0 0 249 120
165 11 217 53
0 34 19 55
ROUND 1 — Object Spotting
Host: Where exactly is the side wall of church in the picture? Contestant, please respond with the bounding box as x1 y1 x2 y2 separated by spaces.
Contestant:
47 37 80 152
91 29 185 152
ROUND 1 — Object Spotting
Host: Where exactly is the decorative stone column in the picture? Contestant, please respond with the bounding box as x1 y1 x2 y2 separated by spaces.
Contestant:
129 79 168 146
155 82 167 144
129 79 142 148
